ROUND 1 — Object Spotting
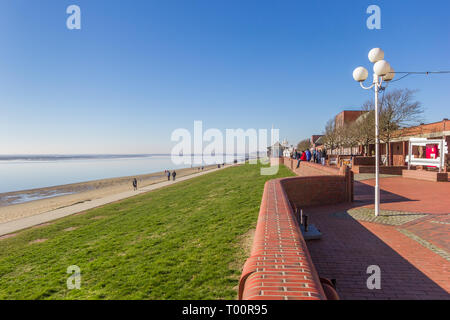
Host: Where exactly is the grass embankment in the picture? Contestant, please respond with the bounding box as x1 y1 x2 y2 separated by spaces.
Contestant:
0 163 293 299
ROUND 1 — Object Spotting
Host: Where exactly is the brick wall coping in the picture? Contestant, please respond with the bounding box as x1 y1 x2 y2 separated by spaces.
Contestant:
238 177 327 300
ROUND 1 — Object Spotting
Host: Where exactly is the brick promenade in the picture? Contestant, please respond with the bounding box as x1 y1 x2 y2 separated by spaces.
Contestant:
305 176 450 299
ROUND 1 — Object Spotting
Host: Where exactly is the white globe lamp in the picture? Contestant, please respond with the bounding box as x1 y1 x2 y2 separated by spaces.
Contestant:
383 66 395 82
353 66 369 82
373 60 391 77
368 48 384 63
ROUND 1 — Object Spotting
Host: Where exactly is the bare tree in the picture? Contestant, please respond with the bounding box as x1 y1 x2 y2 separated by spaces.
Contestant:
297 139 311 152
322 119 337 153
364 89 424 165
334 125 347 155
351 104 374 156
342 123 360 155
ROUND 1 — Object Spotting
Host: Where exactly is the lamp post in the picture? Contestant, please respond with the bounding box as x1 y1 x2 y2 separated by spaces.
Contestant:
352 48 395 217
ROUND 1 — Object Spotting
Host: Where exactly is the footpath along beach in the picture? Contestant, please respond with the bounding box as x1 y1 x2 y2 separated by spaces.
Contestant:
0 164 225 236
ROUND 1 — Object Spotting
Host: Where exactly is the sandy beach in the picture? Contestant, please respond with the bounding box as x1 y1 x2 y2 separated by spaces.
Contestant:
0 164 220 225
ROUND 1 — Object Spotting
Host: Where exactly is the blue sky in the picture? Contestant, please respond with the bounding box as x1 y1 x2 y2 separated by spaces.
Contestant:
1 0 449 154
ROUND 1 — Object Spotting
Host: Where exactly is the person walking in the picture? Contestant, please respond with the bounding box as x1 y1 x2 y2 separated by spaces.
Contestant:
172 170 177 181
295 149 301 168
132 178 137 191
321 149 326 166
167 170 171 181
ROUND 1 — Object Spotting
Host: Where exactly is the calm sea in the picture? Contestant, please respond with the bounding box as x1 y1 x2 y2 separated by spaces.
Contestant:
0 154 246 193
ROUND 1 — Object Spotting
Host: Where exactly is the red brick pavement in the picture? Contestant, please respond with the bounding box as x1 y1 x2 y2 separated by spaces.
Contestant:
305 203 449 299
403 215 450 254
305 175 450 299
357 176 450 214
355 176 449 264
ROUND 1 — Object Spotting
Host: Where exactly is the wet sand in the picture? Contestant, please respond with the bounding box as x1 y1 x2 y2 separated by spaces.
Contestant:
0 165 219 224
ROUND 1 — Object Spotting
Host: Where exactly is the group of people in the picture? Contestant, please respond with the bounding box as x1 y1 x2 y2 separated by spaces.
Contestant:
131 170 178 191
292 148 327 168
133 163 225 191
165 170 177 181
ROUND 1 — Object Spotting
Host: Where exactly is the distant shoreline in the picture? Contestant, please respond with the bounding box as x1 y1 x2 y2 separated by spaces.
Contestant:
0 154 260 194
0 163 222 204
0 154 170 162
0 153 261 162
0 163 225 224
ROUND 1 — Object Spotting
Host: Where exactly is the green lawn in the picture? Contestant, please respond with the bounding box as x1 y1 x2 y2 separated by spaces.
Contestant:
0 163 293 299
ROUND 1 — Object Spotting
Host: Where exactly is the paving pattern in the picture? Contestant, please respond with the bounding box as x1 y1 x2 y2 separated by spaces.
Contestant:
354 173 398 181
334 208 427 226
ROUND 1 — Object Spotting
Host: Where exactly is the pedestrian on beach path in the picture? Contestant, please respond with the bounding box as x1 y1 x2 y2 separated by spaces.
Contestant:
172 170 176 181
132 178 137 191
167 171 171 181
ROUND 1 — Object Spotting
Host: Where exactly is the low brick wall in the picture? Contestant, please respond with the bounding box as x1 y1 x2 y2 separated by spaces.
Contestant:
282 175 351 208
282 157 341 176
352 156 375 166
354 165 406 175
239 161 354 300
238 178 326 300
402 169 449 182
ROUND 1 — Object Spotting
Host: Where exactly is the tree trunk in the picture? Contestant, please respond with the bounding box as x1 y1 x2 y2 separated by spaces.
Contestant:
386 142 390 166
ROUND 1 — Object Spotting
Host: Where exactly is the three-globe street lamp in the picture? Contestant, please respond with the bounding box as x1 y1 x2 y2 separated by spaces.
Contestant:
352 48 395 217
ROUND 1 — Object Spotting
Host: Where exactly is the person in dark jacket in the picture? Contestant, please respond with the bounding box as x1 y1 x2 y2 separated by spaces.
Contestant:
172 170 176 181
321 149 327 165
132 178 137 191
